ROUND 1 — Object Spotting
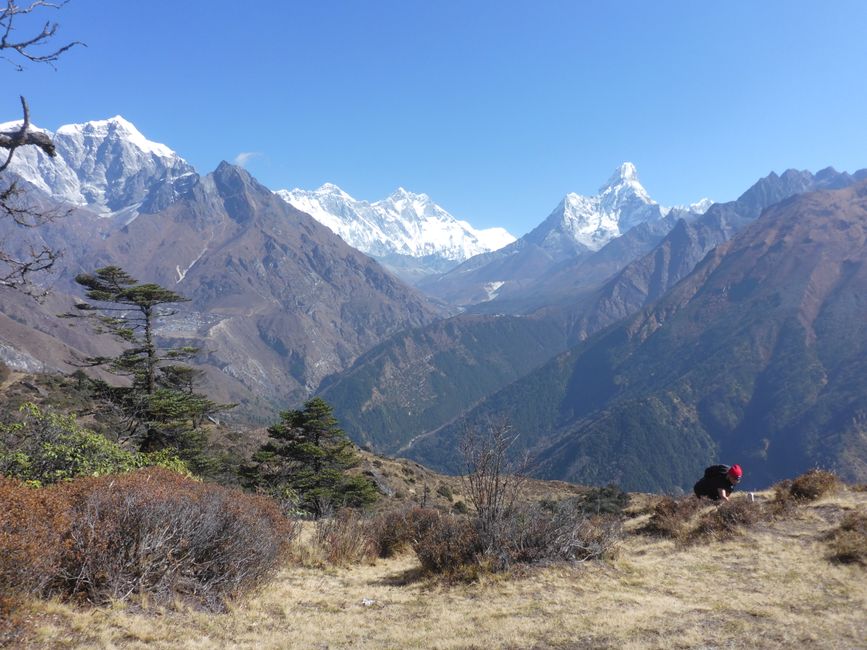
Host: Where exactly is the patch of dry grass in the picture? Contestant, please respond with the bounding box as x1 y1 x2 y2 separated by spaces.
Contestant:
14 490 867 649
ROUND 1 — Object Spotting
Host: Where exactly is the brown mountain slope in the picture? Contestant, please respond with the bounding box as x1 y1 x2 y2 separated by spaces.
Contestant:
409 181 867 490
0 163 445 417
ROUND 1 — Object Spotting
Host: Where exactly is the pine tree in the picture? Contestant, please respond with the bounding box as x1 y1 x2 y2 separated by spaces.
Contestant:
70 266 231 469
247 397 378 516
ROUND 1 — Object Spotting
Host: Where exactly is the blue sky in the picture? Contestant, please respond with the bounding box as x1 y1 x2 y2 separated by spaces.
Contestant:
4 0 867 236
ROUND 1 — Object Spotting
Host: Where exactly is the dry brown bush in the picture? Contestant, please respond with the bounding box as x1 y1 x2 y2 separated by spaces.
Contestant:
689 499 764 542
314 508 377 566
0 477 70 596
766 479 797 517
768 470 842 516
639 496 704 541
825 511 867 565
0 593 27 649
504 504 621 565
0 469 295 612
407 508 481 574
0 477 69 646
789 469 841 501
59 468 296 610
367 507 415 558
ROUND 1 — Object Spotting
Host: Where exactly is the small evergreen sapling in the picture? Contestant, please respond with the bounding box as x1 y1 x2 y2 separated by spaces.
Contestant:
246 397 378 517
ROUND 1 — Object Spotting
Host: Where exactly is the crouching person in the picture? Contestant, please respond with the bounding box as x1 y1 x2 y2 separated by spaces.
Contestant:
694 463 742 502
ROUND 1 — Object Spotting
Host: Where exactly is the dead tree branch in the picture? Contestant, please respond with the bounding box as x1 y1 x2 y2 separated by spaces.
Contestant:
0 0 83 71
0 95 56 172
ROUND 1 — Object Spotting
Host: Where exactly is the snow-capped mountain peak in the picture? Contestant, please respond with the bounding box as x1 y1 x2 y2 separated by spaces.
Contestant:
315 182 347 193
55 115 177 158
528 162 712 253
276 184 516 270
2 115 194 213
531 162 665 252
598 161 654 208
601 161 640 189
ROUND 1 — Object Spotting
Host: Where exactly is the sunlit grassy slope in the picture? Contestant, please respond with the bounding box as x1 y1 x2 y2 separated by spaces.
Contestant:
17 489 866 650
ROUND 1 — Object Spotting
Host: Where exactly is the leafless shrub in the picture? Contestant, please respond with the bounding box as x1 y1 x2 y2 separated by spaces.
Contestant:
314 508 377 566
459 418 528 559
505 503 621 564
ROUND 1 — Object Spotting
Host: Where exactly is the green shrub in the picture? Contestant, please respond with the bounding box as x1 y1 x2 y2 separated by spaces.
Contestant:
244 398 379 517
0 403 189 486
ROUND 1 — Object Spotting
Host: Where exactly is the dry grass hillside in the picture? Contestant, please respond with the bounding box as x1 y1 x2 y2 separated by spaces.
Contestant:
12 486 866 650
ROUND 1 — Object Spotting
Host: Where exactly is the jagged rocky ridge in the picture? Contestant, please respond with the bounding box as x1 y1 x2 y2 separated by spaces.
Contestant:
418 163 710 309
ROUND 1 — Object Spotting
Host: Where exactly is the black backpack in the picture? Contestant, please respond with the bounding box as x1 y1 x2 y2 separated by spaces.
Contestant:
703 464 729 479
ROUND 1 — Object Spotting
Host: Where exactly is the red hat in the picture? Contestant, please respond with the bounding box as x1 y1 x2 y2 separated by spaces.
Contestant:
727 464 743 479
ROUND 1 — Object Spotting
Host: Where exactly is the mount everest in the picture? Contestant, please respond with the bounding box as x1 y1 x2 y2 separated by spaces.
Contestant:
275 184 515 283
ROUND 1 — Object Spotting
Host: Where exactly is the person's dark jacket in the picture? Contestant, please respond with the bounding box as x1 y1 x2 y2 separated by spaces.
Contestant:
693 465 737 500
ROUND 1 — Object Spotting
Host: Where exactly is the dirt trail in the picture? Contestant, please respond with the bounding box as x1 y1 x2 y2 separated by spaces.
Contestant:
0 370 25 392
